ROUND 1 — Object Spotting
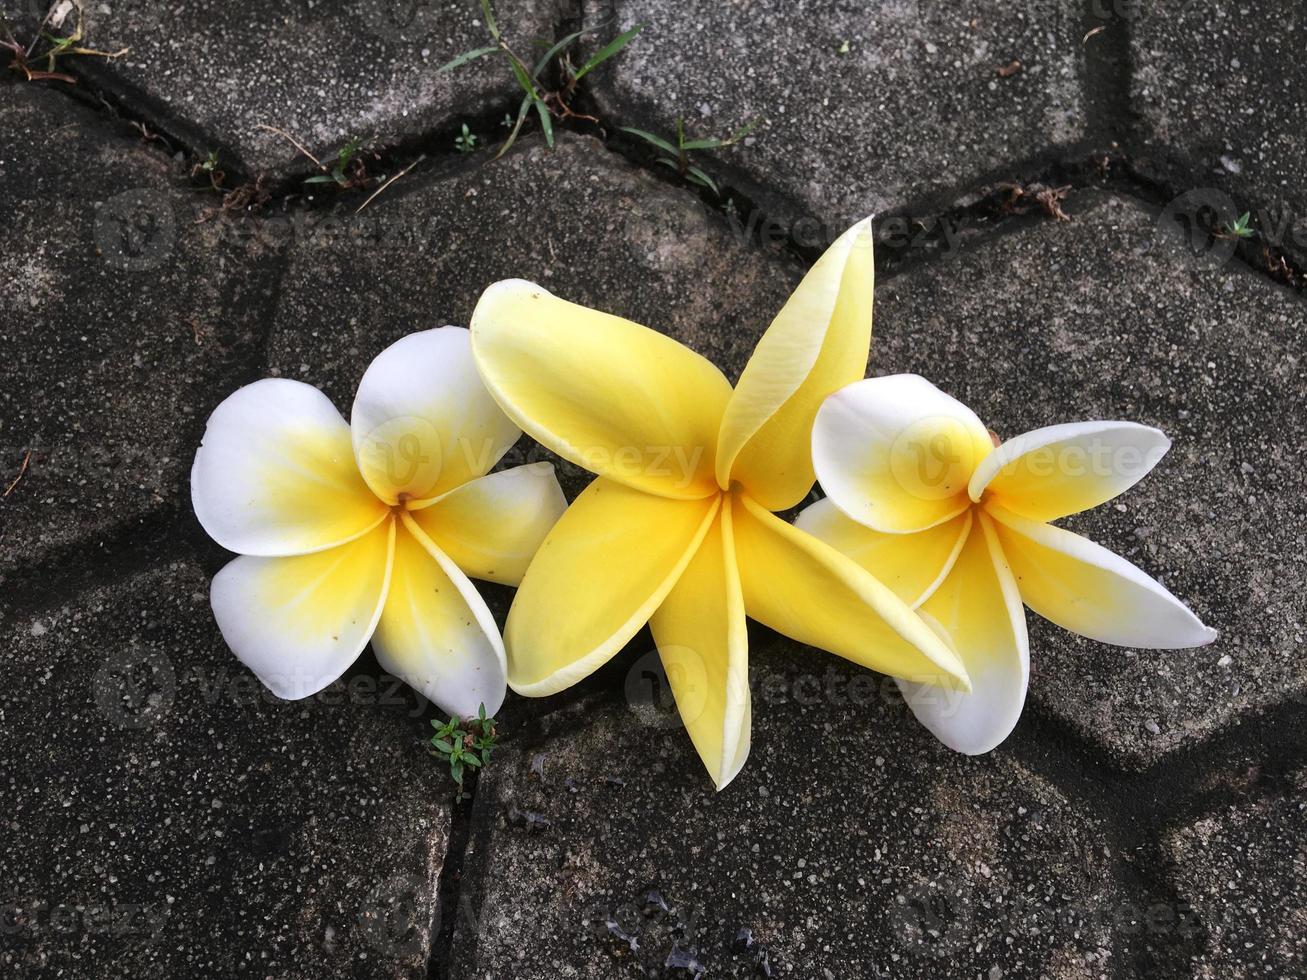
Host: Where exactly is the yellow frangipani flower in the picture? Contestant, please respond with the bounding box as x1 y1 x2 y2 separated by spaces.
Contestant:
469 220 970 790
798 373 1217 754
191 327 566 717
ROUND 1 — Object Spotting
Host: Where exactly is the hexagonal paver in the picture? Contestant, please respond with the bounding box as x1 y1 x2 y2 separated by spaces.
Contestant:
0 81 281 580
583 0 1087 225
1131 1 1307 256
263 132 802 498
446 640 1122 979
869 191 1307 768
62 0 565 174
0 559 450 978
1164 771 1307 977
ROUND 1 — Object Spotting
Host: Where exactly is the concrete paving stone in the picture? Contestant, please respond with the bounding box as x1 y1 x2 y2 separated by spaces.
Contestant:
1164 769 1307 978
263 132 802 500
40 0 567 174
0 559 450 978
447 640 1123 979
1131 1 1307 258
583 0 1087 228
0 80 281 579
869 191 1307 768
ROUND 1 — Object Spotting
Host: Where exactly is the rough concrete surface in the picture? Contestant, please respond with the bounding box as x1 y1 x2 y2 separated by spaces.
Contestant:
2 0 1305 975
451 640 1121 980
585 0 1087 225
1131 0 1307 257
40 0 565 174
1165 769 1307 978
0 559 449 978
0 82 281 580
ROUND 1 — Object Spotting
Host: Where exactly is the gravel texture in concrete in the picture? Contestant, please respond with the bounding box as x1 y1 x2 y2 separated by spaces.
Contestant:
1 559 449 978
60 0 565 174
584 0 1087 226
0 82 282 580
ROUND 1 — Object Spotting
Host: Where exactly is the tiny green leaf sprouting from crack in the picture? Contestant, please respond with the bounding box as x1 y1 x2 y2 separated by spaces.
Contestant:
190 150 226 192
621 116 760 197
455 123 479 153
1224 211 1254 239
302 137 372 189
438 0 644 158
430 702 500 800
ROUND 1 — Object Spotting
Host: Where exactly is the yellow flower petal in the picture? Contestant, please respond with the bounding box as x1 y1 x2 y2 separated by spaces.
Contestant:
987 503 1217 648
505 479 722 695
351 327 521 505
732 494 970 691
811 374 994 533
969 421 1171 522
795 497 972 607
371 514 508 718
715 219 875 510
649 503 750 791
408 462 567 586
901 511 1029 754
192 379 388 557
471 280 731 499
210 518 395 699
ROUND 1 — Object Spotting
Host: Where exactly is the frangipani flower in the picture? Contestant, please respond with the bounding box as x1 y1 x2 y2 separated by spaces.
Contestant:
469 221 969 789
191 327 566 717
798 374 1217 754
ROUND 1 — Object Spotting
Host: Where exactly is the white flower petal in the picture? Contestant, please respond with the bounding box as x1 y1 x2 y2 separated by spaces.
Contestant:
210 519 395 700
898 512 1029 755
351 327 521 505
370 513 508 719
987 503 1217 648
192 378 387 557
968 421 1171 521
812 375 995 533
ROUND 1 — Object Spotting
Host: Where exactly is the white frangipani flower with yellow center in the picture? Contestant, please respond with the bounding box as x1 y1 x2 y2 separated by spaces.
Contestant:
798 373 1217 754
470 221 970 790
191 327 566 717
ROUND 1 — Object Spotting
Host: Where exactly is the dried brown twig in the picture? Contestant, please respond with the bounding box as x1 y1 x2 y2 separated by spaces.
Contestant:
4 451 32 497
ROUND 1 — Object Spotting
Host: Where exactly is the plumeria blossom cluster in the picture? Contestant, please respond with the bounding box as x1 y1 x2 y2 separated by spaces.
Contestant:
192 218 1214 790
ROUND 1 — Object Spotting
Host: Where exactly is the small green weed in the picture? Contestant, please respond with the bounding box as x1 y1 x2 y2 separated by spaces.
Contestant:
621 116 759 196
440 0 644 157
191 150 225 191
455 123 479 153
430 703 500 798
303 137 371 190
2 2 127 83
1225 211 1254 239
